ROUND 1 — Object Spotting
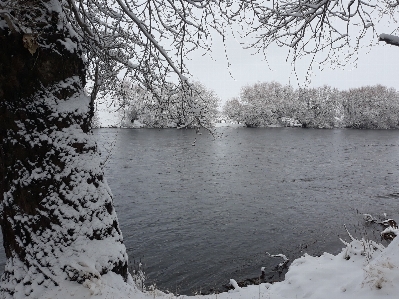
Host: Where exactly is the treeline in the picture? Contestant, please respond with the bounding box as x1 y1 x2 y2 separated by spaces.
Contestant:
117 81 219 128
223 82 399 129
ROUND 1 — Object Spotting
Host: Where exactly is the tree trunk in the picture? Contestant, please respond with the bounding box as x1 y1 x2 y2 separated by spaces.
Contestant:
0 1 128 297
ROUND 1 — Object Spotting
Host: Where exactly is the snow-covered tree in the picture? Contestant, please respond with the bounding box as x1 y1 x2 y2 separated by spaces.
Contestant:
223 83 398 129
294 86 342 128
119 81 219 128
342 85 399 129
0 0 231 297
223 98 243 123
239 82 294 127
0 2 130 297
167 82 220 129
223 82 342 128
118 82 152 127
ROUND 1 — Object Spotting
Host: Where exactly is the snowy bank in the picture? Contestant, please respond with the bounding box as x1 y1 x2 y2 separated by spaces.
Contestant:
214 122 245 128
44 233 399 299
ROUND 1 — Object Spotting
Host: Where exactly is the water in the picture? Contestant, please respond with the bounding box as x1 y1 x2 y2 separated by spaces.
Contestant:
95 127 399 294
1 127 399 294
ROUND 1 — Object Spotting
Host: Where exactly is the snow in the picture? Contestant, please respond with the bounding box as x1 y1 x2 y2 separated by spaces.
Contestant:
128 61 139 69
0 19 7 30
57 38 77 53
35 232 399 299
229 279 241 291
1 75 129 298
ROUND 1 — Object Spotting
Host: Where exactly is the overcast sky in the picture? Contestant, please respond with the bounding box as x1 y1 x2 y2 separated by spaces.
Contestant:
186 32 399 105
99 16 399 125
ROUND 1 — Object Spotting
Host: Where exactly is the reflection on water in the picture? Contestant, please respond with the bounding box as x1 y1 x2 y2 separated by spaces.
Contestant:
2 127 399 295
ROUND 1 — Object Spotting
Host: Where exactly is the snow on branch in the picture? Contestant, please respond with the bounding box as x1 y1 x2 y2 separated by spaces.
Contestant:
53 0 238 116
242 0 380 66
266 252 290 269
379 33 399 47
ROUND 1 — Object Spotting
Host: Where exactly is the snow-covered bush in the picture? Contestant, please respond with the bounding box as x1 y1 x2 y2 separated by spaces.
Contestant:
222 83 399 129
342 85 399 129
118 81 219 129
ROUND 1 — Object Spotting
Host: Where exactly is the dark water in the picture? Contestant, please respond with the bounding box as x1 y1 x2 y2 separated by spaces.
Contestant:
1 127 399 295
95 127 399 294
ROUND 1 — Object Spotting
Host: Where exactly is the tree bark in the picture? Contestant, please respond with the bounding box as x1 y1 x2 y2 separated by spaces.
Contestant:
0 1 128 297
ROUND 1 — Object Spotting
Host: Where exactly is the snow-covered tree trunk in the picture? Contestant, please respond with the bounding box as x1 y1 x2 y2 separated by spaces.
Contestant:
0 1 128 297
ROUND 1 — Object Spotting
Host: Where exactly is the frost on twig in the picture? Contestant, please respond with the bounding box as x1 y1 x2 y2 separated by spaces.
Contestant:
339 219 395 263
340 234 385 263
381 219 399 241
131 260 147 292
363 213 377 223
266 252 290 272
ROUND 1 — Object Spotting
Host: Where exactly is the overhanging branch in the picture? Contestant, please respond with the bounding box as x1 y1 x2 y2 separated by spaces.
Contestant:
379 33 399 47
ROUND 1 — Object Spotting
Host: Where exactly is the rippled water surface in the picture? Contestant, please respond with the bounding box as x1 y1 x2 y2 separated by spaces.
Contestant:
96 127 399 294
1 127 399 295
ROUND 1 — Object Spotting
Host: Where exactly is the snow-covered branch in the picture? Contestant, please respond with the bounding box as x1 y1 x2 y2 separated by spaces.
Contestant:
241 0 382 65
379 33 399 47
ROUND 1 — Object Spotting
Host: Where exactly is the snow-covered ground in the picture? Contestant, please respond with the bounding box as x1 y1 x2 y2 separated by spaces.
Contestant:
45 226 399 299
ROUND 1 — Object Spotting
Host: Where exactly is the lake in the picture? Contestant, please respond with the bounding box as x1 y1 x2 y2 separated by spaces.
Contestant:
1 127 399 294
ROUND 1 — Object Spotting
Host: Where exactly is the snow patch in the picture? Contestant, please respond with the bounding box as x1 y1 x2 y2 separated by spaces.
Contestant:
57 38 77 53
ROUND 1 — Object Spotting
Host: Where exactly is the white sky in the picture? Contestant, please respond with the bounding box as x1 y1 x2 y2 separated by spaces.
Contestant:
186 32 399 106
